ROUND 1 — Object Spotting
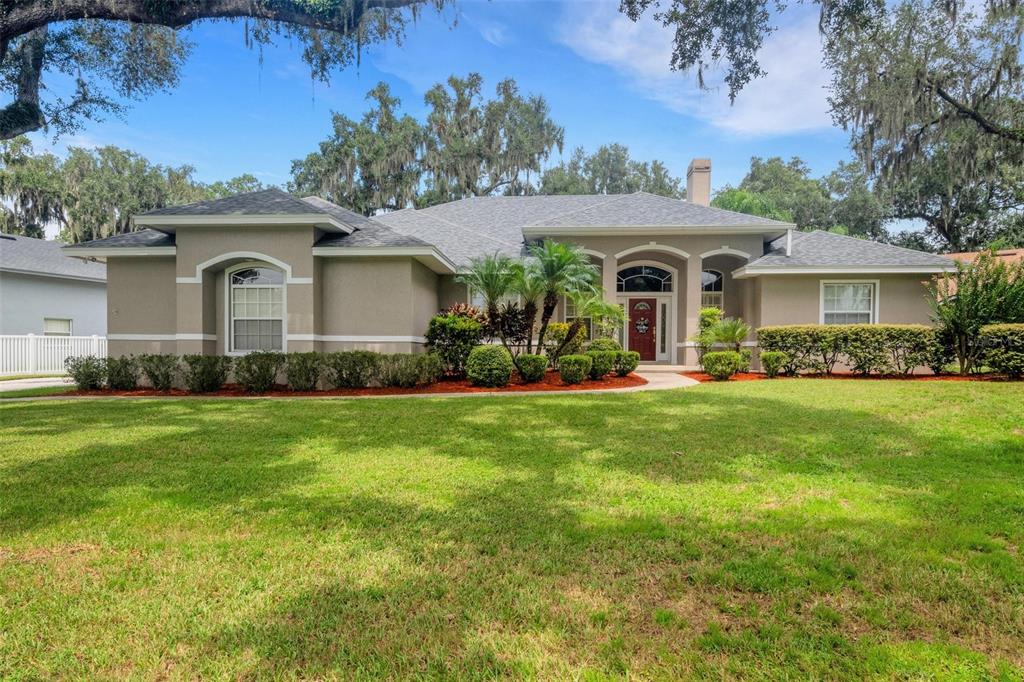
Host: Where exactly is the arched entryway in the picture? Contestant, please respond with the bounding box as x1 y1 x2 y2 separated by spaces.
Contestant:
616 261 677 362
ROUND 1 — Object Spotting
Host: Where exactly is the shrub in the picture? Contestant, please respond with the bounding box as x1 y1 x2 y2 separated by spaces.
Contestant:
758 324 934 375
614 350 640 377
284 353 321 391
181 355 232 393
425 312 484 377
378 353 443 388
558 354 592 385
325 351 379 389
516 354 547 383
702 351 742 381
759 350 787 378
738 348 752 373
544 322 588 365
757 326 818 375
233 351 284 393
138 354 178 391
980 323 1024 379
466 345 515 387
65 355 106 390
585 350 617 380
587 337 622 352
694 307 723 367
106 356 139 390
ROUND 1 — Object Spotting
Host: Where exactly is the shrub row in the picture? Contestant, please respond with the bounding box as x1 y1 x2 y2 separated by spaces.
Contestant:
559 350 639 385
980 323 1024 379
756 325 937 375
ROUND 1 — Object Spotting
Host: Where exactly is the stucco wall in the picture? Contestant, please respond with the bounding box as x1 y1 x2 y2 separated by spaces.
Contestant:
758 274 934 327
438 275 467 310
319 257 428 344
0 271 106 336
106 256 176 356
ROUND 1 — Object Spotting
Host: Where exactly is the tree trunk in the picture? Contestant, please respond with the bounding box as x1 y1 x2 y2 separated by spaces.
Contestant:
535 291 559 353
522 300 537 354
553 318 585 358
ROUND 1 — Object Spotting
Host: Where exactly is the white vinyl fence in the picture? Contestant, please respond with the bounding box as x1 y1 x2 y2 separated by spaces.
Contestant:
1 334 106 376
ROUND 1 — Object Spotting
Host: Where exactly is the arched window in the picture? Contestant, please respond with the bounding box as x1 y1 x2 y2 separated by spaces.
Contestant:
617 265 673 292
229 265 284 353
701 270 724 309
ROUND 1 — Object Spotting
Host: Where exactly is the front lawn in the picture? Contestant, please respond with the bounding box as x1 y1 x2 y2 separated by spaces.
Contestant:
1 382 1022 679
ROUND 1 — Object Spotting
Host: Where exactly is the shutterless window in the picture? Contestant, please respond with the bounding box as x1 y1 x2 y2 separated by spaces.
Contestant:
230 266 284 352
564 297 593 340
617 265 672 292
43 318 72 336
701 270 724 309
822 282 875 324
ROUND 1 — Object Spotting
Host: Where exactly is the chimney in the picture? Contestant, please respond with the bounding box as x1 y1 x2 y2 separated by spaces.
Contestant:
686 158 711 206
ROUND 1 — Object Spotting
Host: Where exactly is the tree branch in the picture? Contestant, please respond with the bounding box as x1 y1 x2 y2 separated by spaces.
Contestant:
928 79 1024 144
0 25 46 139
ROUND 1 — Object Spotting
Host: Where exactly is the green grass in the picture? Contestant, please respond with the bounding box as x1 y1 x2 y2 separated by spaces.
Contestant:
1 382 1022 679
0 386 73 399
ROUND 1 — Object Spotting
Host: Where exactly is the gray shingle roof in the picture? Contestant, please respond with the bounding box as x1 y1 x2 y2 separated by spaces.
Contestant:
300 196 381 231
748 230 956 269
63 229 176 249
1 234 106 281
528 192 791 228
142 187 321 216
315 223 433 248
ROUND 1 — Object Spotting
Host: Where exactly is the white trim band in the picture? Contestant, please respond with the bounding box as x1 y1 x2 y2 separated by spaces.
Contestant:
678 340 758 348
287 334 428 344
614 242 691 260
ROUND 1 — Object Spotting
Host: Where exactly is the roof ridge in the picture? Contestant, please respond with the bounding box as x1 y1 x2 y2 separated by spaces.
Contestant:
523 193 630 228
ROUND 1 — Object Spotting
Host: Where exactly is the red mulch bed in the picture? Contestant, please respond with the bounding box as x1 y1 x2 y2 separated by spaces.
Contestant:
72 371 647 398
681 371 1007 383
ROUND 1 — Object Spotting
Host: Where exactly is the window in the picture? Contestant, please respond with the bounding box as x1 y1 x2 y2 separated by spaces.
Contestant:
701 270 724 309
43 318 72 336
617 265 672 292
564 297 593 339
230 266 284 352
822 282 876 324
467 287 518 310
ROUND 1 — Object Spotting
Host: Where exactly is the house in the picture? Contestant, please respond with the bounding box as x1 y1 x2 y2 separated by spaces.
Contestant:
1 234 106 336
945 248 1024 266
62 159 956 366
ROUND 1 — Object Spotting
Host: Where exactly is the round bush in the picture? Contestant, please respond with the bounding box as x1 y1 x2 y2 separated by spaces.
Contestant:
585 350 616 380
587 337 622 352
516 354 547 383
64 355 106 390
613 351 640 377
558 354 592 385
425 313 484 377
702 351 742 381
232 351 284 393
106 356 139 390
138 354 178 391
285 352 322 391
466 345 515 387
759 350 788 378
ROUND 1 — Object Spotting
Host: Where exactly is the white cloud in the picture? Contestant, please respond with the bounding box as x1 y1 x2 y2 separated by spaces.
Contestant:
472 18 510 47
558 2 833 136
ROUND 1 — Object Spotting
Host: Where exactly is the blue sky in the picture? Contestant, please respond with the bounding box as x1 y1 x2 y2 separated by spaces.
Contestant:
30 0 853 199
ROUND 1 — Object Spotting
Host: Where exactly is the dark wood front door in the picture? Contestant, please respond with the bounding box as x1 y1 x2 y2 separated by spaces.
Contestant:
628 298 657 361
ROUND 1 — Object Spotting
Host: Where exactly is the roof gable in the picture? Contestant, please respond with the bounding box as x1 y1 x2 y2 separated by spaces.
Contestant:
744 230 956 271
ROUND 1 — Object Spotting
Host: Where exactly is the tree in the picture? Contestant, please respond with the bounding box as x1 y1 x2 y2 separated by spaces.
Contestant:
455 253 520 351
205 174 267 199
735 157 833 231
822 161 889 240
511 263 547 354
540 144 684 197
710 188 792 222
1 0 443 140
0 136 61 238
528 240 599 352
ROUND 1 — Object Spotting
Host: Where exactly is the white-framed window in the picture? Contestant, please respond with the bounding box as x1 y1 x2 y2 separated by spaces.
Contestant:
617 265 673 292
43 318 72 336
229 264 285 353
820 281 878 324
563 297 593 339
701 270 724 309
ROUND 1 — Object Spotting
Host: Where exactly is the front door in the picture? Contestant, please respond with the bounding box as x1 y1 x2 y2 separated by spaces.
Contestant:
628 298 657 361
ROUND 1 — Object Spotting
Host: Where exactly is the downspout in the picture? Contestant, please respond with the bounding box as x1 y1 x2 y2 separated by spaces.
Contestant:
785 228 793 257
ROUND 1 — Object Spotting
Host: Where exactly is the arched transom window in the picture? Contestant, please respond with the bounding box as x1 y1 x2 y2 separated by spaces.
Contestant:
617 265 673 292
229 265 284 352
701 270 724 309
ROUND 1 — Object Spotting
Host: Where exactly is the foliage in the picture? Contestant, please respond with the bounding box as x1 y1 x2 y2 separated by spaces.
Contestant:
378 353 442 388
540 144 683 198
0 137 61 237
543 323 588 366
181 355 232 393
456 253 518 337
710 188 792 223
491 301 534 354
568 291 626 342
822 161 889 241
734 157 833 231
929 253 1024 373
584 350 616 380
587 338 622 352
284 353 322 392
137 354 178 391
64 355 105 390
702 351 743 381
425 313 484 377
511 263 546 353
980 324 1024 379
232 351 285 393
758 324 936 375
442 303 486 324
515 354 547 383
759 350 788 378
465 345 515 388
105 356 139 391
711 317 751 352
693 306 723 367
324 351 380 389
529 240 599 351
613 350 641 377
557 354 592 385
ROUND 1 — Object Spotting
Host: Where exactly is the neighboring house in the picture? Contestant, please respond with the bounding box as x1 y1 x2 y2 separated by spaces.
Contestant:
1 234 107 336
63 159 955 366
945 248 1024 266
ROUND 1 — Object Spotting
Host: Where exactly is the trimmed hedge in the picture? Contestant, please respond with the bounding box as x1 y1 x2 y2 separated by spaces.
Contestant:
980 323 1024 379
65 355 106 390
285 352 321 391
757 324 935 375
138 354 178 391
558 354 592 385
379 353 443 388
466 345 515 387
325 350 379 389
233 351 284 393
425 312 484 377
613 350 640 377
702 351 742 381
516 354 547 383
584 350 617 380
759 350 787 378
182 355 232 393
106 356 139 390
587 337 622 352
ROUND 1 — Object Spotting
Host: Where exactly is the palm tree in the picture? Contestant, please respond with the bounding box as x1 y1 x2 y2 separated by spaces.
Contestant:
570 290 626 341
528 239 600 351
511 262 546 353
712 318 751 352
456 252 518 346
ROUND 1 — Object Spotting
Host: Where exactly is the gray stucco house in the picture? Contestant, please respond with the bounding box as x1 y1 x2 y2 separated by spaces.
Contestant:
1 234 107 337
63 159 955 366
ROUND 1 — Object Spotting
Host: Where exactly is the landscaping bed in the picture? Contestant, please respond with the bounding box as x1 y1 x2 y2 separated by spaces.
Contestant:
682 370 1006 383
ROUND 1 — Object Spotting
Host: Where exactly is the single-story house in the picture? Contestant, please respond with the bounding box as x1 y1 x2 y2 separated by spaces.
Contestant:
1 234 107 336
63 159 956 366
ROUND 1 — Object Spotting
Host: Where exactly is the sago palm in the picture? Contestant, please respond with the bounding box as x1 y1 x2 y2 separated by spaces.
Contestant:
456 253 518 345
712 317 751 352
528 239 599 350
512 262 547 353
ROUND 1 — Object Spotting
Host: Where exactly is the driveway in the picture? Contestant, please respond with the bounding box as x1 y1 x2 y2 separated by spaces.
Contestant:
0 376 72 393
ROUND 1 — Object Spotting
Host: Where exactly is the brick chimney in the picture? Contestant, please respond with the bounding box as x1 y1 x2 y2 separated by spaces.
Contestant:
686 158 711 206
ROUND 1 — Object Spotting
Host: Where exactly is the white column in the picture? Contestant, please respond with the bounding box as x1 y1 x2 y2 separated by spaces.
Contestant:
602 255 617 303
683 258 702 366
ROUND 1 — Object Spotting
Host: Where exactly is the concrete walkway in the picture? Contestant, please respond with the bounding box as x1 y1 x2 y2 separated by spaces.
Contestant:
0 376 71 393
0 370 698 401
